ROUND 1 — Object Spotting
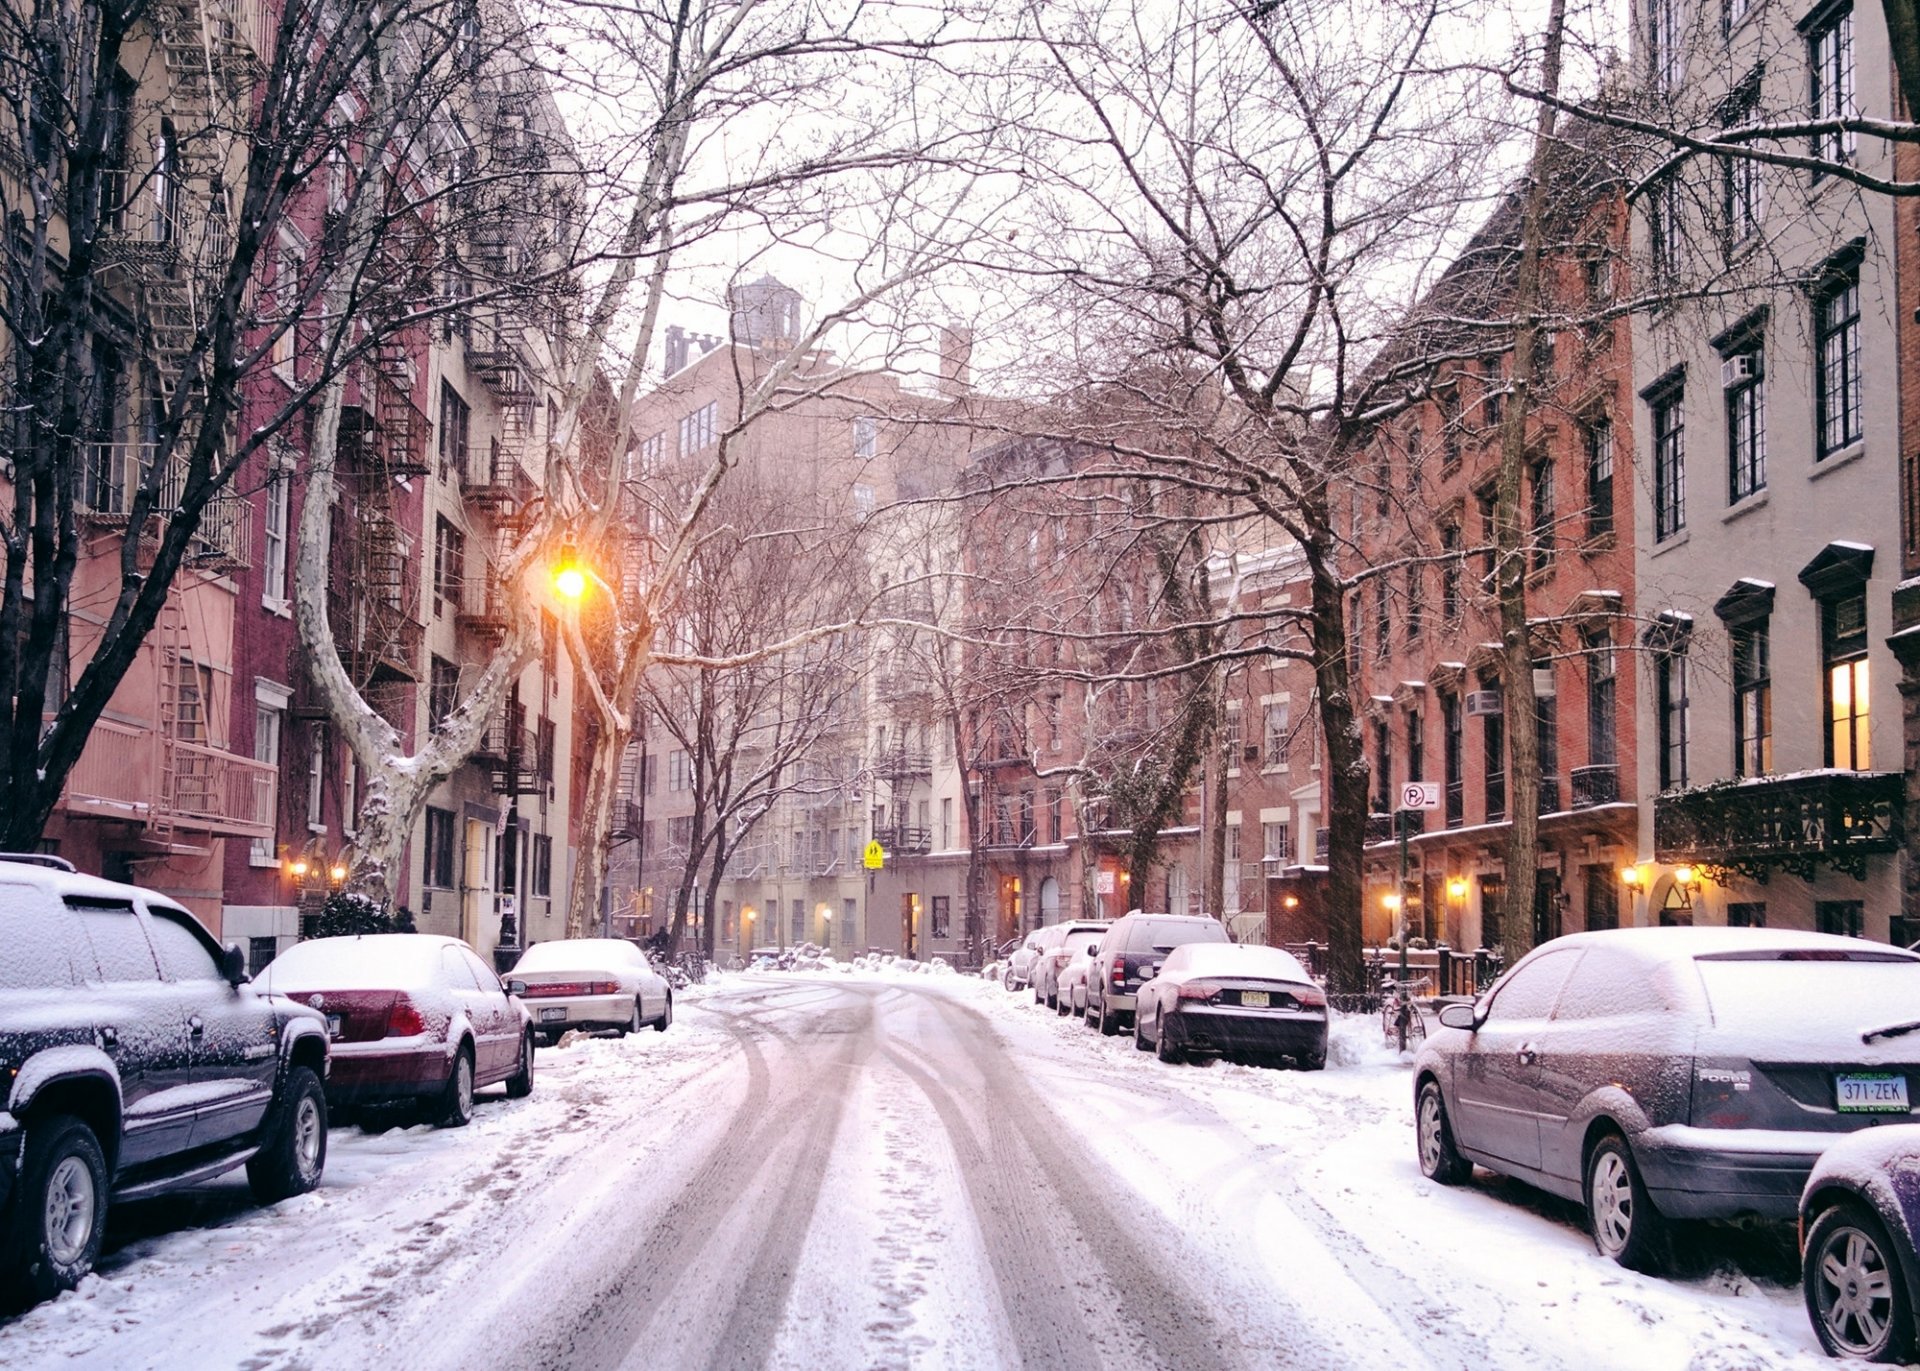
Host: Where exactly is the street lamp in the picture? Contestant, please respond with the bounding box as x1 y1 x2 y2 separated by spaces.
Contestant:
1447 877 1468 901
328 863 347 885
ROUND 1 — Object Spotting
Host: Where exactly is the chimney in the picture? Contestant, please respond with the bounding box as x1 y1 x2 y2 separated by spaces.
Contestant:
664 325 688 377
938 325 973 397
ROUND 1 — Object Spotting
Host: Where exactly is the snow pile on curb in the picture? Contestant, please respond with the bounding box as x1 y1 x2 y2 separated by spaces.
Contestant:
1327 1010 1418 1069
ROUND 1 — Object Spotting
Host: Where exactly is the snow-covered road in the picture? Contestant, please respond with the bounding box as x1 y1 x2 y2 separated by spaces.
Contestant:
0 970 1847 1369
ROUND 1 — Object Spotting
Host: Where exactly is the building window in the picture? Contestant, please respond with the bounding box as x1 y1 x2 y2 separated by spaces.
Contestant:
1442 690 1464 828
931 895 950 939
1724 340 1766 501
1585 634 1617 769
1481 676 1505 823
1583 866 1620 931
1583 420 1613 540
530 834 552 898
1373 575 1389 660
939 796 953 849
1732 619 1772 776
1823 588 1870 769
1816 265 1862 457
1650 176 1683 277
853 483 875 520
438 382 470 478
1372 718 1392 812
1481 357 1503 427
1263 701 1289 768
853 416 878 459
669 749 691 791
1652 383 1686 541
678 400 717 457
248 936 279 973
1808 2 1856 169
262 471 290 605
1263 821 1291 864
249 700 283 865
1536 677 1559 810
1649 0 1683 88
1727 901 1767 928
1657 648 1691 790
1529 456 1554 570
425 806 456 888
429 656 459 728
1476 487 1497 580
433 517 464 619
1723 151 1762 248
1440 521 1461 619
307 725 326 831
1405 566 1423 644
1405 707 1424 784
1816 899 1864 937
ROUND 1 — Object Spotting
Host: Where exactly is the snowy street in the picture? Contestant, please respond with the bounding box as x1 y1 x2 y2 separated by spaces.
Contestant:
0 969 1847 1370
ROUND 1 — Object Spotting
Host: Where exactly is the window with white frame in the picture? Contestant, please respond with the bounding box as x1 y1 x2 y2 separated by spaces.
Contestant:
669 749 690 791
1816 262 1862 458
678 401 717 457
262 469 290 606
853 483 875 520
1648 0 1683 89
1263 701 1290 768
1263 821 1291 864
1224 824 1242 912
249 689 286 865
1723 331 1765 501
307 725 326 832
853 416 878 459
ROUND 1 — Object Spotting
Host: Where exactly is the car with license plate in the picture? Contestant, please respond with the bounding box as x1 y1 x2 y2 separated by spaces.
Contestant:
1413 927 1920 1271
1084 910 1230 1036
1056 943 1097 1017
0 855 330 1305
1132 943 1327 1068
255 934 533 1127
1798 1125 1920 1361
1031 921 1109 1010
508 938 672 1043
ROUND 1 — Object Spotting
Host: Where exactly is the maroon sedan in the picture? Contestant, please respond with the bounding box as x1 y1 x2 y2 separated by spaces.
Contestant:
257 934 534 1126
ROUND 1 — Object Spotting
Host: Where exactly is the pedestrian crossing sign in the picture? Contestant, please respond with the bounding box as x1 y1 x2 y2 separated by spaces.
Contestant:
863 840 886 870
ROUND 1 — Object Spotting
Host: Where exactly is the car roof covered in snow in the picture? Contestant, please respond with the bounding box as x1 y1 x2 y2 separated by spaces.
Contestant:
512 939 645 971
1526 926 1920 966
1161 943 1312 982
0 860 197 921
255 934 467 991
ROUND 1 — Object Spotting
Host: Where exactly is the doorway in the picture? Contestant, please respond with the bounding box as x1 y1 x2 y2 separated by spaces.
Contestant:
462 819 493 946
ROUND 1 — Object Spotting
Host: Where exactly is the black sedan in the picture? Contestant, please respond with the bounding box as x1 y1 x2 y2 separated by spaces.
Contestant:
1801 1125 1920 1361
1132 943 1327 1069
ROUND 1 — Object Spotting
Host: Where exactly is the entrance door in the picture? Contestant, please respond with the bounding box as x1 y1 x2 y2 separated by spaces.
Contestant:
998 876 1022 944
463 819 493 945
901 893 921 959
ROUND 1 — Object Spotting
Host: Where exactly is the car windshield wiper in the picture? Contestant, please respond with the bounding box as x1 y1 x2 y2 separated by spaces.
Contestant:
1862 1019 1920 1043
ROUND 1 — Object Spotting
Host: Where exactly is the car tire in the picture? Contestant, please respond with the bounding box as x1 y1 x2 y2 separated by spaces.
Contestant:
436 1046 476 1128
1003 966 1017 991
655 992 673 1032
1156 1021 1184 1065
1300 1050 1327 1072
622 1000 643 1036
1097 999 1120 1037
247 1066 329 1204
4 1114 108 1303
1055 993 1069 1017
505 1033 535 1099
1585 1134 1666 1271
1134 1014 1153 1051
1415 1080 1471 1185
1804 1198 1916 1363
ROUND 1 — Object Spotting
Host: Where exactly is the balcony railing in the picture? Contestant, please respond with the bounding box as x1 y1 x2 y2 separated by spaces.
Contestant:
873 746 932 778
326 583 422 684
1654 770 1903 881
876 825 932 856
63 717 275 839
461 444 535 509
1537 775 1562 816
456 571 511 639
1364 810 1426 846
80 441 252 571
608 799 643 840
1570 764 1620 810
874 671 935 703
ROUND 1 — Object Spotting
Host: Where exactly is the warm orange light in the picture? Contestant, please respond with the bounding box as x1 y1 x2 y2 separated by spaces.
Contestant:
1283 895 1300 909
1620 864 1645 888
553 543 589 600
1383 892 1402 911
1447 878 1468 900
329 864 348 884
289 859 310 879
1674 865 1698 888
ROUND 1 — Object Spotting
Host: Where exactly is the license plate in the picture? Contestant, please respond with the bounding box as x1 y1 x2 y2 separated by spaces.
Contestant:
539 1007 567 1023
1241 990 1270 1009
1838 1073 1910 1113
326 1014 342 1038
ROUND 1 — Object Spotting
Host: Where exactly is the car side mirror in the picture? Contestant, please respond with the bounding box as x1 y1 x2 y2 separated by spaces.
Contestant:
506 979 528 997
1086 944 1099 957
1437 1002 1478 1031
1140 964 1157 980
221 942 249 986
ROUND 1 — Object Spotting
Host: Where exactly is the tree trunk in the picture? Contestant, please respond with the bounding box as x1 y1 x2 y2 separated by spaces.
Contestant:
1494 0 1569 963
1885 0 1920 123
1203 674 1229 924
1302 516 1368 995
568 723 623 938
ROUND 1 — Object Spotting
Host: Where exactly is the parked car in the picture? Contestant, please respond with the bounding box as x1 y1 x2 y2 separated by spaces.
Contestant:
0 855 330 1304
1413 927 1920 1272
509 938 672 1043
1133 943 1328 1069
1084 910 1231 1036
255 934 533 1127
1031 921 1110 1010
1799 1125 1920 1361
1005 928 1052 991
1057 944 1097 1017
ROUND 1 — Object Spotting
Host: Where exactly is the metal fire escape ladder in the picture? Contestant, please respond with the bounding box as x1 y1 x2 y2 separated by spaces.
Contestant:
150 597 188 843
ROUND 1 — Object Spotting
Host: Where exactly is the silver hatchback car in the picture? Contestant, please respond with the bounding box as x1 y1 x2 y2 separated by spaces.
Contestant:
1413 927 1920 1271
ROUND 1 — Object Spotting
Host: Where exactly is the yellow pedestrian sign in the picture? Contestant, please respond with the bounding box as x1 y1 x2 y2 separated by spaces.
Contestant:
863 840 886 870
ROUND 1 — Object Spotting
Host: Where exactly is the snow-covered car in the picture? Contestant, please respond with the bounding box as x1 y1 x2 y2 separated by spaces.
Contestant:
1056 943 1097 1017
1004 927 1052 991
1799 1125 1920 1361
1031 921 1109 1010
256 934 533 1127
1132 943 1327 1069
0 856 330 1304
1415 928 1920 1272
1084 911 1230 1036
510 938 672 1042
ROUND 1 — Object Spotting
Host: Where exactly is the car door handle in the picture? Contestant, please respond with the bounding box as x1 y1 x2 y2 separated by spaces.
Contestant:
1516 1044 1538 1066
98 1026 118 1049
189 1016 205 1036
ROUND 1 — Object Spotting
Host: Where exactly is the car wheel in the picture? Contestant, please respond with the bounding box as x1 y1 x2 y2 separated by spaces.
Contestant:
1300 1050 1327 1072
1415 1080 1470 1185
1003 966 1016 991
622 999 643 1036
436 1047 476 1128
1134 1012 1153 1051
1585 1134 1666 1271
505 1033 535 1099
655 992 673 1032
1097 999 1120 1037
1805 1198 1916 1363
1156 1021 1184 1065
3 1114 108 1303
248 1066 329 1204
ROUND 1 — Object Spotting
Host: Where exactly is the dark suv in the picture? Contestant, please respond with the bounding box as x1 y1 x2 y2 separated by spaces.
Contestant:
0 856 331 1305
1084 910 1230 1036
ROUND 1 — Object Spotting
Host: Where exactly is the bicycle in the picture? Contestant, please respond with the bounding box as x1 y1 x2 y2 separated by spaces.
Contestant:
1381 975 1430 1052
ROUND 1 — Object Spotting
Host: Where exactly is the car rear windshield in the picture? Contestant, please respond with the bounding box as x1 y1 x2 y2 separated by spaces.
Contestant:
514 940 639 972
1694 954 1920 1044
1139 919 1229 951
1063 930 1103 953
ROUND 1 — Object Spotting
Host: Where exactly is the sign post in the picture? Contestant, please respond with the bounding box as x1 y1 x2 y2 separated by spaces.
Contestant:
1397 782 1442 986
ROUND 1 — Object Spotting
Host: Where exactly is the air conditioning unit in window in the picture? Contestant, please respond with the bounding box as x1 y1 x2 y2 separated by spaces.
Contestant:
1465 690 1503 716
1721 353 1760 388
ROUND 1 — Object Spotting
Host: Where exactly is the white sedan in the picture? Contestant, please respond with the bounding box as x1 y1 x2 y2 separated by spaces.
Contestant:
508 939 673 1043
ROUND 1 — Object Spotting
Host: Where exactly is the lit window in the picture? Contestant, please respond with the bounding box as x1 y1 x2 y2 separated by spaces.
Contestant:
1823 588 1870 770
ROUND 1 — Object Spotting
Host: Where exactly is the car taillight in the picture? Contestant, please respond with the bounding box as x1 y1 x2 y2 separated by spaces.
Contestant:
589 980 618 996
387 1000 426 1037
1177 980 1220 1002
1293 986 1327 1008
1111 960 1127 987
